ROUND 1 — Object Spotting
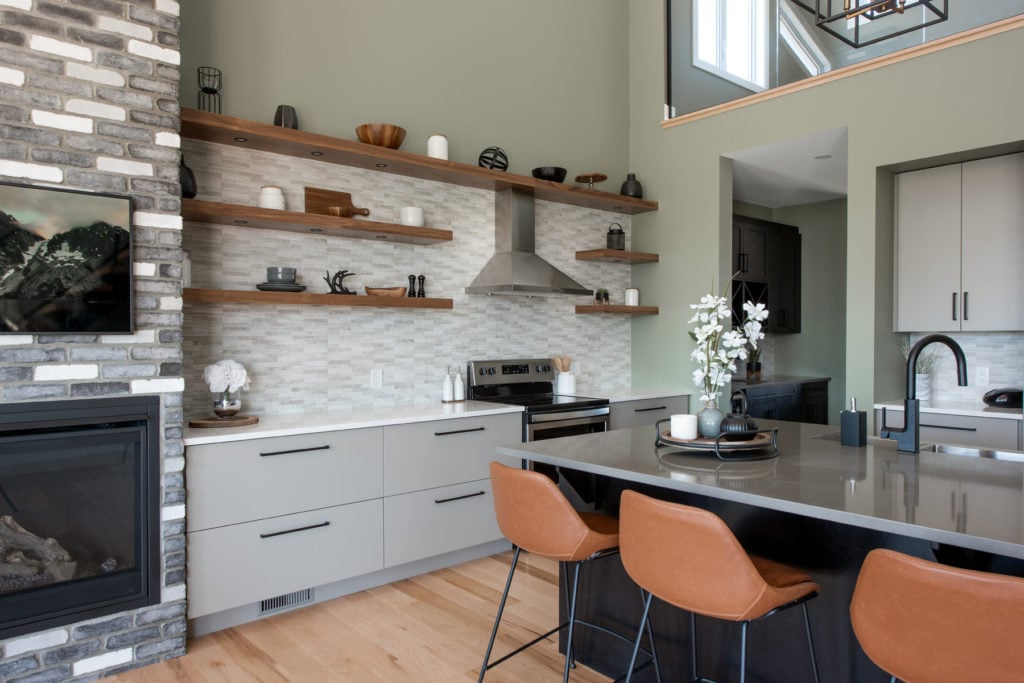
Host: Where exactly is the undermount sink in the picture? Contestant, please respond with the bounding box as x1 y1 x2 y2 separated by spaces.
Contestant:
814 432 894 447
923 443 1024 463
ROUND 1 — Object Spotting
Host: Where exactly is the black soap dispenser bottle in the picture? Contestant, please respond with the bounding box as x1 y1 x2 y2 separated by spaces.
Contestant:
840 397 867 447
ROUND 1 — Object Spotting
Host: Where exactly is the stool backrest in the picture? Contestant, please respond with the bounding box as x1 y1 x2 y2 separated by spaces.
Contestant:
619 489 774 620
489 461 602 561
851 548 1024 682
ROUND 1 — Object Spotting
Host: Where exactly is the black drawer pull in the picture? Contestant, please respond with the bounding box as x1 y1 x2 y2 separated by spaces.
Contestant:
922 423 977 432
260 444 330 457
435 490 486 504
260 521 330 539
634 405 667 413
433 426 486 437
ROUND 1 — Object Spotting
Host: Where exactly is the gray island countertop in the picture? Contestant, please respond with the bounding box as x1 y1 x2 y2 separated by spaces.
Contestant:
499 420 1024 561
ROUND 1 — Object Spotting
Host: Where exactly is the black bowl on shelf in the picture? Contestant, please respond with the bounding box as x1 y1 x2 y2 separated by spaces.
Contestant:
532 166 567 183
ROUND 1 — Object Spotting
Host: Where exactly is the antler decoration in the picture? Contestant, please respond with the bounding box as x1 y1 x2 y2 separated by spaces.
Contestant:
324 269 356 295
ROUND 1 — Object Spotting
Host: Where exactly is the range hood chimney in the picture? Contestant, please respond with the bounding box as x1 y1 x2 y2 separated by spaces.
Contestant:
465 188 593 297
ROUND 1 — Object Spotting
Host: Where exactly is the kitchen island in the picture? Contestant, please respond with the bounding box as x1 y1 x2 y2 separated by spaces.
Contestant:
498 420 1024 682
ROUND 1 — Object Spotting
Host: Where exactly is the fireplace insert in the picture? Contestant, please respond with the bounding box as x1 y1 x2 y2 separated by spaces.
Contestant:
0 396 161 639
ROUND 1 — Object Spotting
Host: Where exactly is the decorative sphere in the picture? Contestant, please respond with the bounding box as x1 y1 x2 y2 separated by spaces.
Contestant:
478 147 509 171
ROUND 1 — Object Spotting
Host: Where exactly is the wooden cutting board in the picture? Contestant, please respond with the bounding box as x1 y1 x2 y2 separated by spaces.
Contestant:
188 415 259 428
304 186 370 218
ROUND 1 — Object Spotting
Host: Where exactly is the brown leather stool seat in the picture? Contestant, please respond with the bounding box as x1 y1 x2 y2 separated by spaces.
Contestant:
619 489 820 683
851 548 1024 683
479 462 659 682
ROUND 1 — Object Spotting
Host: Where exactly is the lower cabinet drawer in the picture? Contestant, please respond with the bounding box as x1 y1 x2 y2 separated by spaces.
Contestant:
383 479 502 568
187 499 384 618
875 409 1020 450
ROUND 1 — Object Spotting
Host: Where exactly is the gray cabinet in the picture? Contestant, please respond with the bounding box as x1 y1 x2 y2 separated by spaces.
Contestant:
610 395 690 431
874 409 1020 451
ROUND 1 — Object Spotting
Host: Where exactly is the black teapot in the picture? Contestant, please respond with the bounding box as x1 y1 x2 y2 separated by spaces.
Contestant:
720 390 759 441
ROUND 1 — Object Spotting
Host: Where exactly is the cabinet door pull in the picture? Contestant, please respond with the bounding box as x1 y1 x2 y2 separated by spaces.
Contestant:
433 426 486 437
952 292 957 321
634 405 667 413
921 423 977 432
260 521 330 539
963 291 968 321
260 444 330 457
435 490 486 504
740 252 749 272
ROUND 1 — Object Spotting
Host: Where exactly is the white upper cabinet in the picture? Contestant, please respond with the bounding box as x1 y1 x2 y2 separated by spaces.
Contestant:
895 153 1024 332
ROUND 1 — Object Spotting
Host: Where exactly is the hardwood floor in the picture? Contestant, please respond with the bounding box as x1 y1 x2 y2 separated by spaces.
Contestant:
110 552 612 682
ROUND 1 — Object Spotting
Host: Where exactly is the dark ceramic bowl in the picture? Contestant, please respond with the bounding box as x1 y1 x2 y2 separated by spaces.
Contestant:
532 166 568 183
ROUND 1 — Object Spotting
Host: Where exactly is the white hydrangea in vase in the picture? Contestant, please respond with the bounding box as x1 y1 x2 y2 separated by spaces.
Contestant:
203 359 250 418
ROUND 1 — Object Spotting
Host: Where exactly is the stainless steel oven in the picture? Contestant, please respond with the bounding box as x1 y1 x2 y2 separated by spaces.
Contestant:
526 406 610 441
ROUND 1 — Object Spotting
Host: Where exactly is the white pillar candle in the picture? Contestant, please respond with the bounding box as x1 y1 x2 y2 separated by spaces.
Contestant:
670 414 698 440
427 134 448 160
625 288 639 306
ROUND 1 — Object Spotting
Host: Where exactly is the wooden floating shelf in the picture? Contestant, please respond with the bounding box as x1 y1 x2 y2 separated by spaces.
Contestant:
575 304 659 315
180 108 659 216
182 199 452 245
183 288 453 310
575 249 659 264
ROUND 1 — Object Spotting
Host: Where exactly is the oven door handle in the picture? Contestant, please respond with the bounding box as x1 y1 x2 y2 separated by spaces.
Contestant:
528 407 610 423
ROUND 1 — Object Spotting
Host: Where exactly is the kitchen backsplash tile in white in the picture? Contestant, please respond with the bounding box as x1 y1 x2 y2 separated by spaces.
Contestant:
905 331 1024 404
182 141 640 416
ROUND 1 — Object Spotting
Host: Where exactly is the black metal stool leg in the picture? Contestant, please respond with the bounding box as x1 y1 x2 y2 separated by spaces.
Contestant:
691 611 698 682
478 546 521 683
739 621 749 683
563 561 583 683
802 602 820 683
562 561 576 670
641 589 662 683
625 590 653 683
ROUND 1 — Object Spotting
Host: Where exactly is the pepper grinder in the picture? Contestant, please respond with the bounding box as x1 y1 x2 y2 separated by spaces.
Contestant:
408 274 416 297
417 274 425 298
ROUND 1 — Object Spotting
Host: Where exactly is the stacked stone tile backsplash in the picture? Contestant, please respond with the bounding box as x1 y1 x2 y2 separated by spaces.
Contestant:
181 140 634 417
904 331 1024 404
0 1 185 680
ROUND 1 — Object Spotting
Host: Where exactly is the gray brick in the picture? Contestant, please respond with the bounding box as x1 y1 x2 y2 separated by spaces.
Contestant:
3 384 68 401
128 75 176 96
162 519 184 537
65 169 128 193
129 178 178 195
27 72 94 97
132 193 156 210
0 656 38 680
162 439 184 459
65 132 125 155
158 197 180 213
0 48 63 74
38 0 96 24
105 625 160 649
164 567 184 585
128 5 178 31
2 11 64 35
135 246 179 261
135 602 185 626
97 86 153 108
156 30 177 48
159 361 182 376
0 102 27 122
10 666 72 683
159 330 183 347
70 382 131 397
0 139 27 159
40 640 100 665
0 348 64 362
135 279 180 294
70 0 125 15
154 63 178 82
71 615 133 639
98 51 152 75
163 424 182 440
96 121 152 141
133 294 157 310
129 346 180 361
137 312 180 327
156 229 181 246
163 391 183 408
68 27 125 50
163 471 183 488
0 366 32 381
162 487 184 505
1 124 62 146
162 407 182 425
70 346 128 361
31 148 94 168
0 26 26 46
135 636 185 660
164 550 185 570
128 109 177 129
162 619 187 637
156 98 178 115
101 363 157 378
36 334 98 344
127 143 178 163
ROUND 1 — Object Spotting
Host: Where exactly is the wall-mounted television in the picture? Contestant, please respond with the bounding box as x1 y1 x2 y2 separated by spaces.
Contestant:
0 182 133 334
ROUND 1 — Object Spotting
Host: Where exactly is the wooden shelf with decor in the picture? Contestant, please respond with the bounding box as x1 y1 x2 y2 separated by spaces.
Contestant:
179 108 659 216
575 304 659 315
182 199 452 245
575 249 659 264
183 288 453 310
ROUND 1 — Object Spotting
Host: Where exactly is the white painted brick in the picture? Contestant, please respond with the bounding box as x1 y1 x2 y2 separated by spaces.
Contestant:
66 61 126 87
4 629 69 657
155 131 181 148
127 39 180 66
29 35 92 62
160 296 183 311
73 648 132 676
0 65 25 86
164 456 184 473
133 261 158 277
97 156 153 176
0 0 32 10
131 378 185 394
32 110 93 133
134 211 182 230
161 583 186 603
34 364 99 381
162 504 185 521
0 335 32 345
0 160 63 182
155 0 180 16
66 98 127 122
102 329 156 344
96 15 153 41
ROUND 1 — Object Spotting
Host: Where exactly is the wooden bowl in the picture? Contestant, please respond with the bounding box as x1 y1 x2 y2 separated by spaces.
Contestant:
355 123 406 149
365 286 407 298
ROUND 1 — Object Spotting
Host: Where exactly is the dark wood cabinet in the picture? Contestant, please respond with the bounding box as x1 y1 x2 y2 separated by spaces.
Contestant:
733 216 770 282
742 379 829 425
732 215 801 334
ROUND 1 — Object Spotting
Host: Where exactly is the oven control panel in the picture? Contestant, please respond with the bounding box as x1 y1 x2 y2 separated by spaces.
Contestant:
468 358 555 386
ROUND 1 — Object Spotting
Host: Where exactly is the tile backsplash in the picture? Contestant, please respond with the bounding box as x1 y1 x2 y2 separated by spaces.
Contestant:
905 331 1024 403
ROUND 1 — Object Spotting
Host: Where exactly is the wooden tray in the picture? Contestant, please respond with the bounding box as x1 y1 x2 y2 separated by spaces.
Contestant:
189 415 259 428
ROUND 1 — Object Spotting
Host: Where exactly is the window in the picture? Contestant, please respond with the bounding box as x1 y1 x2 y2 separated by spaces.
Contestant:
692 0 769 91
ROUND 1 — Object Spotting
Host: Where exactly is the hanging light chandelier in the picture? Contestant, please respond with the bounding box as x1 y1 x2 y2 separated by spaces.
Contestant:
793 0 949 48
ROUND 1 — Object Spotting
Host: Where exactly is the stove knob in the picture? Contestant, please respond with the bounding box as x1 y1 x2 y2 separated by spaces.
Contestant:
487 367 496 375
479 368 486 376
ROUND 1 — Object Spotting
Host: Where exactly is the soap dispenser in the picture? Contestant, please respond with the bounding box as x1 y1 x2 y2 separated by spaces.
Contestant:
442 372 454 402
453 368 465 402
840 397 867 447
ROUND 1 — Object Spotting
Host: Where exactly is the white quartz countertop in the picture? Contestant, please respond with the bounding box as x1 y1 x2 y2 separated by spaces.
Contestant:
874 399 1023 420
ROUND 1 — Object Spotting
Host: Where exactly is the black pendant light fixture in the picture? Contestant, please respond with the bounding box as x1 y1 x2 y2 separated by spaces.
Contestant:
792 0 948 48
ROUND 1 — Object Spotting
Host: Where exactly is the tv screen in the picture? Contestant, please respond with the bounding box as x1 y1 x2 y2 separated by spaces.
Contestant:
0 182 133 334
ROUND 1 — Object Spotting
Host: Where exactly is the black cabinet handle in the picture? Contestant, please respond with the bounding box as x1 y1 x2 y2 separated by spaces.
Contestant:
921 423 977 432
779 309 787 327
260 444 330 457
634 405 667 413
963 291 969 321
740 253 749 272
435 490 486 504
434 426 486 436
952 292 957 321
260 521 330 539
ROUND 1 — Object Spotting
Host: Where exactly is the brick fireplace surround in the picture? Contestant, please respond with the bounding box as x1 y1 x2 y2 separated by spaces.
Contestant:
0 0 187 680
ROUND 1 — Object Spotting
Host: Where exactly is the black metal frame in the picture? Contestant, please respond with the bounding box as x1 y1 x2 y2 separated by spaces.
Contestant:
479 546 662 683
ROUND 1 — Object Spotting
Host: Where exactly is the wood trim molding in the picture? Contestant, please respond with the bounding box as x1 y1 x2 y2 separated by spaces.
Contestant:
663 14 1024 128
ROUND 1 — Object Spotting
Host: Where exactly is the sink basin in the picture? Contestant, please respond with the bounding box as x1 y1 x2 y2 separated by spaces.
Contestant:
923 443 1024 463
814 431 894 447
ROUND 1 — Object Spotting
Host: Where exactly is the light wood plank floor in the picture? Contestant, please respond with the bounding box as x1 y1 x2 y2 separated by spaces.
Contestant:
109 552 611 682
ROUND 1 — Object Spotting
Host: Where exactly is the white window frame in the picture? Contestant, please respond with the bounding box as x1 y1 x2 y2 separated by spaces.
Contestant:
692 0 769 92
779 1 831 77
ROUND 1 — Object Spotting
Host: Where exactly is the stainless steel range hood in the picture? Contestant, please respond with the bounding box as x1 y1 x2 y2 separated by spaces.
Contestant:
465 188 593 297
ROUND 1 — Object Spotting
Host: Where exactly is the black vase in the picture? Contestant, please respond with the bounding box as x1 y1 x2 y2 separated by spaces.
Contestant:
274 104 298 129
620 172 643 199
179 154 197 199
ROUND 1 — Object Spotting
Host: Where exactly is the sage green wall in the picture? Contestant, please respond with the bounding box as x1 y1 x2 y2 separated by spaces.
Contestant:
628 0 1024 424
179 0 629 178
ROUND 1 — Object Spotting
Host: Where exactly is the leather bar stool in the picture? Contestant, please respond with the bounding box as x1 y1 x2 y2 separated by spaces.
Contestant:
479 462 659 682
851 548 1024 683
619 489 820 683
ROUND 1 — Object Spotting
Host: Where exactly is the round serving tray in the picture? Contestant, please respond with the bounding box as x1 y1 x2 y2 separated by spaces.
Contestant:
657 430 774 451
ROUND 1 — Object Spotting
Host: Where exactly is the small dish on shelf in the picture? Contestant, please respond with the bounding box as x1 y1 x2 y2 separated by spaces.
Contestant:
365 286 407 297
256 282 307 292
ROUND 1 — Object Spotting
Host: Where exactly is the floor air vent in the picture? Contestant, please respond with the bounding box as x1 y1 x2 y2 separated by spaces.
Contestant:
259 588 313 615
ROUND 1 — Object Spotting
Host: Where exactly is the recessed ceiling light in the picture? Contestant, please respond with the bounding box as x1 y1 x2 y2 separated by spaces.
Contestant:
233 137 248 143
376 163 388 168
814 154 833 160
309 228 324 233
375 235 388 239
311 151 324 157
234 220 248 224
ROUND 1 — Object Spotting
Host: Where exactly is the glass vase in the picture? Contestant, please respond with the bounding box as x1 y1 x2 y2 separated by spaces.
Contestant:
746 361 762 384
212 390 241 418
697 400 726 438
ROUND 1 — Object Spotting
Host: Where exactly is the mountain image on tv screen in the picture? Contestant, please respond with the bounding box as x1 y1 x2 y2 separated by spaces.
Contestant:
0 183 132 333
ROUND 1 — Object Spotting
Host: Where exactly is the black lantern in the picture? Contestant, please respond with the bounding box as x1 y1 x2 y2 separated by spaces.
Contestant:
197 66 222 114
792 0 948 49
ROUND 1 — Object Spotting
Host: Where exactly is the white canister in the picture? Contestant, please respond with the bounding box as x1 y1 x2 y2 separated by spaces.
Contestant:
625 288 640 306
427 134 448 160
670 414 698 440
400 206 424 227
258 185 285 210
555 372 576 395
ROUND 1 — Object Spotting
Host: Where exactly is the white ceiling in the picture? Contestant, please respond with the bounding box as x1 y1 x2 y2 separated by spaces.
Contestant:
726 127 849 208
